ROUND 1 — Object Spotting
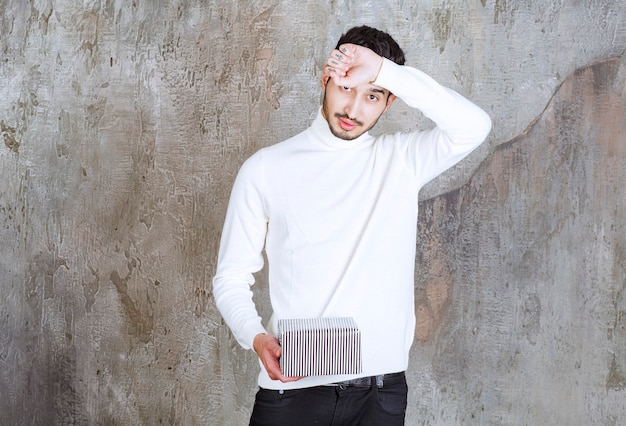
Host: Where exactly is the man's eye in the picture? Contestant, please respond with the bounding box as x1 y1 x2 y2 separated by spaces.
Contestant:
342 86 351 91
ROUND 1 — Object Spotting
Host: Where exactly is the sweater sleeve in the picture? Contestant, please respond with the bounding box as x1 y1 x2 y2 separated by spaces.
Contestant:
374 58 492 187
212 153 269 350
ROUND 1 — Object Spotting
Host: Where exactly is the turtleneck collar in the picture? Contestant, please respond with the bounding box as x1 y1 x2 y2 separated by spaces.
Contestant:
308 108 374 150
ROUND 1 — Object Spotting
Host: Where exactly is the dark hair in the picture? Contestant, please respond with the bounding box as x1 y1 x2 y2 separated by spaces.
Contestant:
335 25 405 66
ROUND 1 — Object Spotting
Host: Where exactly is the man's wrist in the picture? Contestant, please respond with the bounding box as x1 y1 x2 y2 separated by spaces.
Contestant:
252 333 268 353
370 56 384 83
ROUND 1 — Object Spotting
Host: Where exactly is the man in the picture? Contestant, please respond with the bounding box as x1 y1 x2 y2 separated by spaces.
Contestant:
213 26 491 425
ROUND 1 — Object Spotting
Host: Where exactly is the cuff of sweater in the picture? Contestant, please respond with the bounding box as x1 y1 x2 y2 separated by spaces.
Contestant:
240 322 269 351
372 57 397 92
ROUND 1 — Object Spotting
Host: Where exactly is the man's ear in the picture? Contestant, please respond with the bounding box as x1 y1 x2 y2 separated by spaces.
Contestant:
384 94 397 112
321 75 331 90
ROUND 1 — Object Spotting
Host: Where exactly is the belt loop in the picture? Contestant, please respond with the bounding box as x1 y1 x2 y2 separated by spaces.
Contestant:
371 375 380 398
376 374 384 387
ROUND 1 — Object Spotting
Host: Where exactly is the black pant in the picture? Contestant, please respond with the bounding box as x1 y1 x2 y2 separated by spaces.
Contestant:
249 372 407 426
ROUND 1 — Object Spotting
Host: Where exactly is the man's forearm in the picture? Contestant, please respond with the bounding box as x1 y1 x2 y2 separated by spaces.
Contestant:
374 58 492 146
213 274 267 349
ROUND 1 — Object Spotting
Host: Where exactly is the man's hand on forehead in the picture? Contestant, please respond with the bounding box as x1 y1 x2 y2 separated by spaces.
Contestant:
324 43 384 88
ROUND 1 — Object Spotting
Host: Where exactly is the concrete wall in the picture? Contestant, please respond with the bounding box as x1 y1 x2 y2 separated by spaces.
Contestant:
0 1 624 424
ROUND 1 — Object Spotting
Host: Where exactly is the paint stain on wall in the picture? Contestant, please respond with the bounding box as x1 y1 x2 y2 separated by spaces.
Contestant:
606 355 626 390
109 256 154 343
1 120 20 153
25 248 69 304
521 292 541 345
431 5 453 53
82 265 100 313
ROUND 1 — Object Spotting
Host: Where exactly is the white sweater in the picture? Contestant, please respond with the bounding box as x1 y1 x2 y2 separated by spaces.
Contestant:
212 58 492 390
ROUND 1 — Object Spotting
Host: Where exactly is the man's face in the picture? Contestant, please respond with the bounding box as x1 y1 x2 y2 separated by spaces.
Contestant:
321 77 396 140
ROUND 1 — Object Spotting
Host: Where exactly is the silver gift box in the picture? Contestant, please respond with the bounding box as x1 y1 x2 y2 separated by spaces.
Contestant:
278 317 362 377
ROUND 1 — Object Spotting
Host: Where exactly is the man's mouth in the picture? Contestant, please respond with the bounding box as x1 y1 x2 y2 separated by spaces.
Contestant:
336 114 361 131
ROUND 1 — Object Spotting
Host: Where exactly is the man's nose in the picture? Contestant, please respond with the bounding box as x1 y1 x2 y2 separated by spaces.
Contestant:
344 96 361 120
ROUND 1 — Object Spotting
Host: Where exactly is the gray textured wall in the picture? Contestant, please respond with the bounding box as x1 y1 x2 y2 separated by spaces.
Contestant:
1 1 625 425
